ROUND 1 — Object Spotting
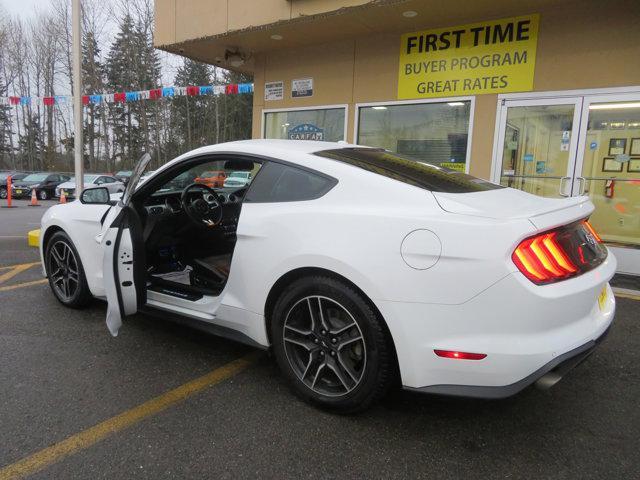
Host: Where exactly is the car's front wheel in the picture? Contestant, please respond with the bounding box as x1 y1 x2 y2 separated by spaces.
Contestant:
271 276 395 413
45 231 92 308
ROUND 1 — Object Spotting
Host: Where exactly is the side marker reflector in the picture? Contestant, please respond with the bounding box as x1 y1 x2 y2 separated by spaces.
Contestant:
434 350 487 360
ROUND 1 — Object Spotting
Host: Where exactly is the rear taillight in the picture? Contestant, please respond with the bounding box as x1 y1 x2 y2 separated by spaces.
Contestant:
512 220 607 285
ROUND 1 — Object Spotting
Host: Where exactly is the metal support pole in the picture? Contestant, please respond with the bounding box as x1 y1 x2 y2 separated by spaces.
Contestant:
72 0 84 195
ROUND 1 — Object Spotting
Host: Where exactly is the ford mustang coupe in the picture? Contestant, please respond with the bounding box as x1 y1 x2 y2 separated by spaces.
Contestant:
39 140 615 412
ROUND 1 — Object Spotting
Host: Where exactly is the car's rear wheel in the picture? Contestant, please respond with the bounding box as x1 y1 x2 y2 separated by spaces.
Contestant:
271 276 394 413
45 231 92 308
39 189 49 200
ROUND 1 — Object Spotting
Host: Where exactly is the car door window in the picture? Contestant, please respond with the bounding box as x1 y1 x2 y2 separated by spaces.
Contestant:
245 161 337 203
101 176 116 183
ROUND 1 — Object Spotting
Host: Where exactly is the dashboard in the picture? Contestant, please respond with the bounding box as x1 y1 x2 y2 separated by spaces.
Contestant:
141 186 247 239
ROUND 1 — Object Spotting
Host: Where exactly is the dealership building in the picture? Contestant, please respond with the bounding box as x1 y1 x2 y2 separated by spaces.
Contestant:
154 0 640 279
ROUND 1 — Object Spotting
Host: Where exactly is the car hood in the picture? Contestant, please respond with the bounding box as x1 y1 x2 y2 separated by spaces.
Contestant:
57 181 88 189
432 188 594 231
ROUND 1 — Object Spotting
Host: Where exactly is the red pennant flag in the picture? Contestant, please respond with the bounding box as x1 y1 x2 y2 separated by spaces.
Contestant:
186 86 199 96
114 92 126 103
43 97 55 106
82 95 89 105
225 84 239 95
9 96 19 105
149 88 162 99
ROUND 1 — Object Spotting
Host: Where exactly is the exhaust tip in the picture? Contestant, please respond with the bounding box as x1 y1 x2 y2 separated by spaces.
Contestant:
535 371 563 390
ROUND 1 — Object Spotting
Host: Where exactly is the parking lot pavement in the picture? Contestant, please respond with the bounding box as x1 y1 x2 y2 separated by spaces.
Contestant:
0 208 639 479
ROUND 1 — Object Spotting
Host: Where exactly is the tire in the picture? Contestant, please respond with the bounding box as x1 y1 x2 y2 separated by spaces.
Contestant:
39 189 49 200
271 276 394 413
45 231 92 308
0 187 6 199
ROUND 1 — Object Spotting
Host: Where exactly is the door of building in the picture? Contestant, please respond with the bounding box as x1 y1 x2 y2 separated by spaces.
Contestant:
494 91 640 277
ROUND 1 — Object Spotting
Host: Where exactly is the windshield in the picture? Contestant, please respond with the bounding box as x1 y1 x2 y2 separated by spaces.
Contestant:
66 175 99 183
314 148 503 193
22 173 49 182
0 173 9 180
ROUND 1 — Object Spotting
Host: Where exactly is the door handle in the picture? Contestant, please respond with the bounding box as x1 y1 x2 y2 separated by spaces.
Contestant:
576 176 586 196
559 176 570 197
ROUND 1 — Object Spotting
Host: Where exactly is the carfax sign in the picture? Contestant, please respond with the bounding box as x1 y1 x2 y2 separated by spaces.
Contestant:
398 14 539 99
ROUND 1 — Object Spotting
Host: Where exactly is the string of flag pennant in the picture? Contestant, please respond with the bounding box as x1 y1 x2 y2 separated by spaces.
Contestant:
0 83 254 107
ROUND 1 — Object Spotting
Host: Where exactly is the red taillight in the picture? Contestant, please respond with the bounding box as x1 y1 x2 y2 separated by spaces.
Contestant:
512 220 605 285
434 350 487 360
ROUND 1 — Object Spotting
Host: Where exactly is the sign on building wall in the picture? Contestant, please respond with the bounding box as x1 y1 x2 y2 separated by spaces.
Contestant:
288 124 324 140
265 81 284 101
292 78 314 98
398 14 539 99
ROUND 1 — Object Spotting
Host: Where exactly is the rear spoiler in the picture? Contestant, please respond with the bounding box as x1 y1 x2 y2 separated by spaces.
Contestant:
528 196 594 232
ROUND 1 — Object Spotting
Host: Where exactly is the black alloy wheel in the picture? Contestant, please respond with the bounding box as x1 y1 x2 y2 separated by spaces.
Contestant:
45 231 92 308
271 276 395 413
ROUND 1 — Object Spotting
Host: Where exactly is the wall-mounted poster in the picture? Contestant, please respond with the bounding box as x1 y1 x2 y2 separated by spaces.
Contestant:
264 81 284 101
602 157 623 172
608 138 627 156
630 138 640 156
292 78 313 98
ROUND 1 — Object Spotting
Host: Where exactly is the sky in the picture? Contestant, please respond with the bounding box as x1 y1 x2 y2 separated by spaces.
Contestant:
1 0 184 86
1 0 51 18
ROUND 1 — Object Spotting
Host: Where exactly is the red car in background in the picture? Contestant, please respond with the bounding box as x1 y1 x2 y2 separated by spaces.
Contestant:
194 170 227 188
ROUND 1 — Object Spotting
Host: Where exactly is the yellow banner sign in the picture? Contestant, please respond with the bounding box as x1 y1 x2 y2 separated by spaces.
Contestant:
398 14 539 99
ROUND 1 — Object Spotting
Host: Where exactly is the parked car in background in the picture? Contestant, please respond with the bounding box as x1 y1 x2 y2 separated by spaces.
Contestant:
114 170 133 183
0 171 30 199
194 170 226 188
223 171 252 187
55 174 124 199
138 170 156 185
12 172 70 200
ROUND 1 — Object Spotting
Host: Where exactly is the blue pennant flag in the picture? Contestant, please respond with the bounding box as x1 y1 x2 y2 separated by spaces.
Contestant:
89 95 102 104
199 86 213 95
20 96 31 105
162 87 175 97
125 91 140 102
238 83 253 94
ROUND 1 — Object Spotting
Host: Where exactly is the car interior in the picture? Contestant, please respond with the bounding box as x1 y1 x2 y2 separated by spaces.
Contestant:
132 157 262 301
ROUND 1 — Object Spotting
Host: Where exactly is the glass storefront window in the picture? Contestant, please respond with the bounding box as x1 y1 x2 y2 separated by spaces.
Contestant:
264 108 346 142
357 101 471 172
498 104 576 198
579 101 640 248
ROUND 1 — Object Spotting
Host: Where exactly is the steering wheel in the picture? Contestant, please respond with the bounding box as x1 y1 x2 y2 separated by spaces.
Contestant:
180 183 223 228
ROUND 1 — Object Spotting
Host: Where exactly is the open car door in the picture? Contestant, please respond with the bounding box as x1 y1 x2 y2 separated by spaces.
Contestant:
100 153 151 336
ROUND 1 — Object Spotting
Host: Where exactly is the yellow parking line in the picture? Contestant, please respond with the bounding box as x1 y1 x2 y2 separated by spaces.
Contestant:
0 263 40 284
0 352 260 480
0 279 48 292
0 262 40 273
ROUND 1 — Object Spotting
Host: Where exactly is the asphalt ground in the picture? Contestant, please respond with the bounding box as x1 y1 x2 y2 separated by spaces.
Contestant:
0 202 639 479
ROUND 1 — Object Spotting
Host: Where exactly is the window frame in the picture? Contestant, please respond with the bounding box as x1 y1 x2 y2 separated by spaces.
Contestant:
354 97 475 174
261 104 349 142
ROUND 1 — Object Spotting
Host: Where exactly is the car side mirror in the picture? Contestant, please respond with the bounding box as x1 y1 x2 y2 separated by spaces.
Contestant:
81 187 110 205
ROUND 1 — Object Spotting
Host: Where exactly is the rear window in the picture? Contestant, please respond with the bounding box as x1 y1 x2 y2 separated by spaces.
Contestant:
314 148 502 193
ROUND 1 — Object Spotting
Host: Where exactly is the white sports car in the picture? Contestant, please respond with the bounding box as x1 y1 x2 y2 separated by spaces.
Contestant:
39 140 616 412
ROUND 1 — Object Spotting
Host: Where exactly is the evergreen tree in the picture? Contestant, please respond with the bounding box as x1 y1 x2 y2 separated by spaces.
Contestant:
82 31 105 171
0 86 12 169
106 13 160 169
172 58 211 151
